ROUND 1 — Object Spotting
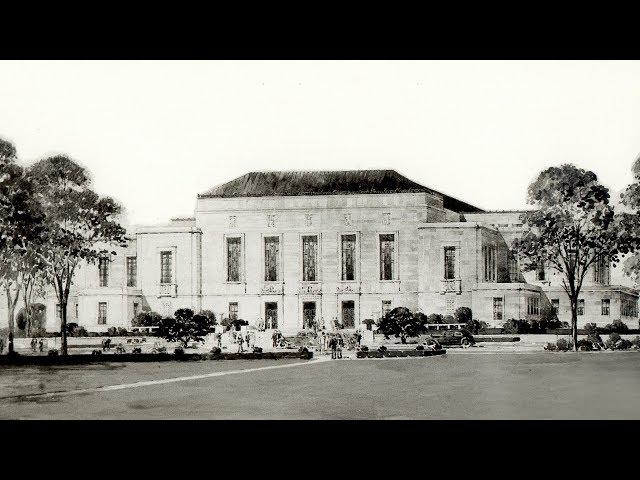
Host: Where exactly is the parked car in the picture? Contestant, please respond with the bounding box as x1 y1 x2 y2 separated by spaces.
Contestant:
428 329 475 347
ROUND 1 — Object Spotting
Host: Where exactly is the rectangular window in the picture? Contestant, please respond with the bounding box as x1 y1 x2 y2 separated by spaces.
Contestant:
444 246 456 280
160 251 173 284
551 299 559 314
302 235 318 282
342 300 355 328
381 300 392 317
508 251 519 282
229 302 238 321
594 257 611 285
341 234 356 281
302 301 316 329
133 302 139 318
527 297 540 316
601 299 610 316
264 236 280 282
577 299 584 316
483 245 497 282
98 302 107 325
227 237 242 282
98 257 109 287
265 302 278 329
622 298 638 317
379 234 395 281
536 261 546 281
126 256 137 287
493 297 503 321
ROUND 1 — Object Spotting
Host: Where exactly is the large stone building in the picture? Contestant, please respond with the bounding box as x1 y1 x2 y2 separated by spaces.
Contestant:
36 170 638 334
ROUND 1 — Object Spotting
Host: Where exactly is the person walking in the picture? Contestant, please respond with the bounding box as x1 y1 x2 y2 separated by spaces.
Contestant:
39 338 44 353
272 330 278 348
330 335 337 359
337 335 344 359
237 334 244 353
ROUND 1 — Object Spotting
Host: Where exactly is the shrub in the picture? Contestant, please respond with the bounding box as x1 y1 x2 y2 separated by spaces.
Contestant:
359 345 369 352
632 336 640 349
544 342 557 351
362 318 376 330
107 326 118 336
132 347 142 354
465 319 483 334
378 345 387 352
587 333 604 350
442 315 455 324
454 307 472 324
576 339 593 351
584 323 598 335
210 346 222 355
252 346 263 354
91 349 102 355
416 344 424 351
377 307 425 343
48 349 59 356
603 320 630 333
298 346 309 354
609 332 622 344
117 327 128 336
556 338 571 351
426 313 443 324
174 347 185 355
502 319 530 334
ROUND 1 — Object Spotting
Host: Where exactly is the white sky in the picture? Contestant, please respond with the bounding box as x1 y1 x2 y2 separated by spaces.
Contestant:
1 60 640 226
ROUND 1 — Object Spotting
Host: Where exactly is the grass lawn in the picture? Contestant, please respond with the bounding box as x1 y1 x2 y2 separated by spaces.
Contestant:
1 352 639 419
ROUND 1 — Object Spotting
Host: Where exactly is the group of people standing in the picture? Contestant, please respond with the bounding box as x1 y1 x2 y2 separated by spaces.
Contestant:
30 338 45 353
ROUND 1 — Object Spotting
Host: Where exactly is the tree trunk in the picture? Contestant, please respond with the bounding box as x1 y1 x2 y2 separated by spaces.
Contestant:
60 299 68 356
570 296 579 352
6 288 14 355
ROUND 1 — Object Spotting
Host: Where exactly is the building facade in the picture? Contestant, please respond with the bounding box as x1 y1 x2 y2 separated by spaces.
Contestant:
37 170 639 334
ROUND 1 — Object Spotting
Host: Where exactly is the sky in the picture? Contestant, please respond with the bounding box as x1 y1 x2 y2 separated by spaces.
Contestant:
1 60 640 226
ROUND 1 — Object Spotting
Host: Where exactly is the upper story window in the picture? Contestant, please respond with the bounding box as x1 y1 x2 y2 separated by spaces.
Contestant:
508 251 519 282
444 246 456 280
536 261 546 281
264 236 280 282
593 257 610 285
341 234 357 281
98 257 109 287
126 256 137 287
226 237 242 282
483 245 497 282
379 233 396 281
601 298 610 316
577 299 585 316
302 235 318 282
160 251 173 284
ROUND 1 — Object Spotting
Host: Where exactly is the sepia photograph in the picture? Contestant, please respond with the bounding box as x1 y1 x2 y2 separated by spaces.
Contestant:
1 59 640 423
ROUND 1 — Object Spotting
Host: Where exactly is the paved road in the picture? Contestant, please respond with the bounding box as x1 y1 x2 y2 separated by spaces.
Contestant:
1 352 639 419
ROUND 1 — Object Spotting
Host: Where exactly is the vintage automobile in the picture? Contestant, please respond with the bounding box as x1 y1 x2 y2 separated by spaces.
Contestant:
428 329 475 347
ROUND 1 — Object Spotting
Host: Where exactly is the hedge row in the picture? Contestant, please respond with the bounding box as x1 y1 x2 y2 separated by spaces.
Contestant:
356 349 446 359
0 350 313 366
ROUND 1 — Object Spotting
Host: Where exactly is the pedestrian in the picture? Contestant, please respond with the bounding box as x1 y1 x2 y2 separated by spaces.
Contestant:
337 335 344 359
272 330 278 348
330 336 337 359
0 337 4 354
238 334 244 353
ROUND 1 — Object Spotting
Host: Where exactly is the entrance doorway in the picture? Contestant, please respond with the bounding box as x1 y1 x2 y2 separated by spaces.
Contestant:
303 301 316 329
341 300 355 328
265 302 278 329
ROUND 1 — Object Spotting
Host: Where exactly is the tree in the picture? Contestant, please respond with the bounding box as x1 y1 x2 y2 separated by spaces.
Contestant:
513 164 633 351
618 156 640 284
376 307 424 344
0 138 46 354
29 155 127 355
454 307 472 323
160 308 216 348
